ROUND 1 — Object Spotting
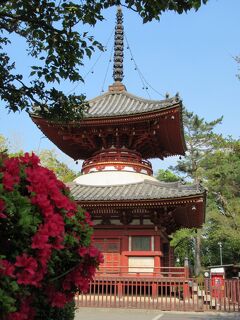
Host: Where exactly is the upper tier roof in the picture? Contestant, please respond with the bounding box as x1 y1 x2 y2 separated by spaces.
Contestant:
84 86 180 119
31 85 186 161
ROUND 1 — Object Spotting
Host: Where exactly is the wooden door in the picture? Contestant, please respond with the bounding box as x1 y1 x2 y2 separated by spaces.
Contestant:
94 238 121 274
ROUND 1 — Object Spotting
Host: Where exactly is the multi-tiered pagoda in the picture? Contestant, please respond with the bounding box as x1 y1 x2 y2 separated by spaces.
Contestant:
31 7 205 277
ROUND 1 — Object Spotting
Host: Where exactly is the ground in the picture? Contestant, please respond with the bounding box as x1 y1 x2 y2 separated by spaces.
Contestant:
74 308 240 320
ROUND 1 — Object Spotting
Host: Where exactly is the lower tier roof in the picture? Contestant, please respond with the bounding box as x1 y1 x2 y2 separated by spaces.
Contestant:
69 179 204 202
69 179 206 230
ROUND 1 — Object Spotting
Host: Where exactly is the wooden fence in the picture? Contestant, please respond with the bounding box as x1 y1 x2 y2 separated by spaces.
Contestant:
75 277 240 312
95 266 189 278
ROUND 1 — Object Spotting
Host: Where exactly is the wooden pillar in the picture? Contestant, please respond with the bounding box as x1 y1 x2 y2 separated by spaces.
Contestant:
121 235 128 275
169 246 175 267
154 234 160 251
154 235 161 275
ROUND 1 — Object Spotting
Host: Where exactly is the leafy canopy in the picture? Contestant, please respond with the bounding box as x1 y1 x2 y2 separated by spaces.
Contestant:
169 108 223 274
170 111 240 268
0 1 208 121
171 108 223 182
201 138 240 265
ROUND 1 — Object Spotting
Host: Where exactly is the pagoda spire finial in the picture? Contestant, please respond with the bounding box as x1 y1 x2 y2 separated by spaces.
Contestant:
113 5 124 82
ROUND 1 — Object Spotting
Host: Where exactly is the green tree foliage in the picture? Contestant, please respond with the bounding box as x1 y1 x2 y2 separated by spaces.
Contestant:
170 228 196 266
201 139 240 265
170 108 223 275
155 169 179 182
0 1 208 121
171 108 223 182
171 131 240 266
39 149 79 183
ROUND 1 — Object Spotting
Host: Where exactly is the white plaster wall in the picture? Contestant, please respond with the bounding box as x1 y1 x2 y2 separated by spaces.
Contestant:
128 257 154 273
74 170 158 186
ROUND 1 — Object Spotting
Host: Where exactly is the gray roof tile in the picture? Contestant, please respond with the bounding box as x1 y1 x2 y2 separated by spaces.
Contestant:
84 91 180 118
69 180 204 202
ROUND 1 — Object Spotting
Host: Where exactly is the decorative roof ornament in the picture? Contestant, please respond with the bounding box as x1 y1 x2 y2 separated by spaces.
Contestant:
113 6 124 83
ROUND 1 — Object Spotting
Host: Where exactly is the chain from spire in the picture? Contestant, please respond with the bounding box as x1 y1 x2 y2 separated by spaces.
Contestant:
113 6 124 82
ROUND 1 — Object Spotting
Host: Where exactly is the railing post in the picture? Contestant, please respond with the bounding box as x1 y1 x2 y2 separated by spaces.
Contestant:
183 280 191 300
152 283 157 299
118 281 123 298
184 257 189 279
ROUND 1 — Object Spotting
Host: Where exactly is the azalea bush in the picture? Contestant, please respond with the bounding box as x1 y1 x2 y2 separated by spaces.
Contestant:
0 153 103 320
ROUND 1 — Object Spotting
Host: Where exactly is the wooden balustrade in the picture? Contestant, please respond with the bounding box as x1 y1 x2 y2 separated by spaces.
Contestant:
75 277 240 312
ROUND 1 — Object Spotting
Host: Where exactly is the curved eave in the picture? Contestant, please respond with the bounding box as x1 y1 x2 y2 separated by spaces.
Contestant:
69 178 206 229
75 194 204 206
31 99 180 124
75 193 206 229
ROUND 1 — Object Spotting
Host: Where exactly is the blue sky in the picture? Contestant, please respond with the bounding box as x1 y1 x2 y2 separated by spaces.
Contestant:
0 0 239 173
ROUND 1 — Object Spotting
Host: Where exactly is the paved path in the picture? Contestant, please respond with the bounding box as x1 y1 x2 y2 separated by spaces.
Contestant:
74 308 240 320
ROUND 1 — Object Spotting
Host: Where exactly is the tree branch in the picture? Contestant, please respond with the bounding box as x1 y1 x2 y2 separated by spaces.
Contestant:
0 12 63 35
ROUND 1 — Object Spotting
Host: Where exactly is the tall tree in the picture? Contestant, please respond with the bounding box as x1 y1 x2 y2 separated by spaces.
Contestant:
0 1 208 120
201 138 240 265
170 108 223 275
170 228 196 267
172 109 223 183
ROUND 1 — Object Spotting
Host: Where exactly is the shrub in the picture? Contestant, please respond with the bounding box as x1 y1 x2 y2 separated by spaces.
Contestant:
0 153 103 320
36 301 76 320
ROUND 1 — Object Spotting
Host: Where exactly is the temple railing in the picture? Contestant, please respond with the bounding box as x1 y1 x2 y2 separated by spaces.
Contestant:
75 278 240 312
95 265 189 279
82 148 153 174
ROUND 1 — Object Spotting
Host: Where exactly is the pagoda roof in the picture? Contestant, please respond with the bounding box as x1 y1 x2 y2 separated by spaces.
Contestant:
31 87 181 122
31 88 186 160
69 179 204 202
84 88 180 119
68 179 206 229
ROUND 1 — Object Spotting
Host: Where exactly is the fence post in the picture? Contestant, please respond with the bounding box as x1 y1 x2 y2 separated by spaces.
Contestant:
183 280 191 300
184 257 189 279
118 281 123 298
152 283 157 299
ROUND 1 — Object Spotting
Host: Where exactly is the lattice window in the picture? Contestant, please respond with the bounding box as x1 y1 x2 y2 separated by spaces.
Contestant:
131 236 151 251
93 239 120 252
